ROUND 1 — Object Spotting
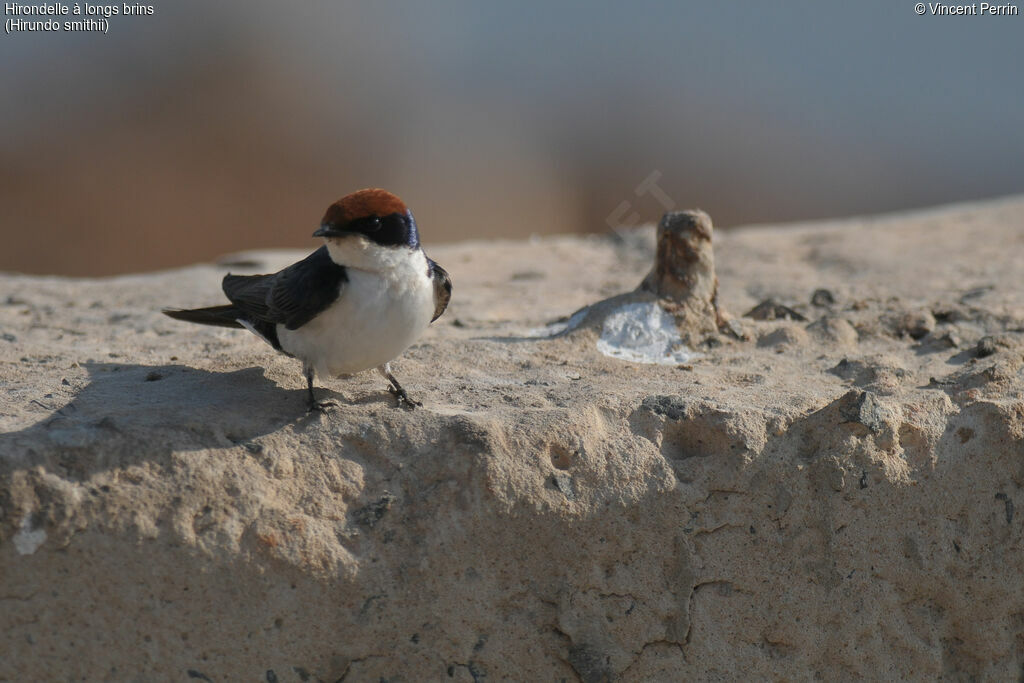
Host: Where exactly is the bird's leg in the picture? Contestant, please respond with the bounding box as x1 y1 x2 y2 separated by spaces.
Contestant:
305 365 336 413
377 364 422 409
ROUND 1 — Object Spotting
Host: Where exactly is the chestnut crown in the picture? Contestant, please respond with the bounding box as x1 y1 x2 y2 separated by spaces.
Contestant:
314 188 419 248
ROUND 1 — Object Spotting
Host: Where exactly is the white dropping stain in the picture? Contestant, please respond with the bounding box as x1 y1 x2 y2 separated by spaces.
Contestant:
596 301 700 365
13 514 46 556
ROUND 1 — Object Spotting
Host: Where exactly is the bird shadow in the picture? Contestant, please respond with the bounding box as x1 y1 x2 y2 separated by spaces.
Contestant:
0 362 343 481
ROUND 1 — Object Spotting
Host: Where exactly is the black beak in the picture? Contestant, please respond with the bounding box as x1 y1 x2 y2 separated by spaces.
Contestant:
313 224 346 238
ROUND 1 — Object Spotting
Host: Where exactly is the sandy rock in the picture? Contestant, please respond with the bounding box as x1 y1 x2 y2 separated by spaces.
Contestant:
756 324 810 351
2 197 1024 680
639 209 722 341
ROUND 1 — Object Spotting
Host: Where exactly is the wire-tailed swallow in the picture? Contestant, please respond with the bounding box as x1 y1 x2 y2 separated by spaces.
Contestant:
163 188 451 411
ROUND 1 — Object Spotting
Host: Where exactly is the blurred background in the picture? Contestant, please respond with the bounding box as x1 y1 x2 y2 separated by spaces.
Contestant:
2 1 1022 276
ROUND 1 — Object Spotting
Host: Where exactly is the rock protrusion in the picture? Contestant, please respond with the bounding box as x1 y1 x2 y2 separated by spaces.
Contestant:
566 210 739 355
642 210 716 306
640 210 729 339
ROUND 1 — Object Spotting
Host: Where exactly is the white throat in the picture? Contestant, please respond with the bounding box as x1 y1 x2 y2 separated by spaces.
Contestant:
324 235 421 274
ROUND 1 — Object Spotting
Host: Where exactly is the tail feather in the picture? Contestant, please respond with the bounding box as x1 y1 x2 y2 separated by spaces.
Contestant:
162 305 245 328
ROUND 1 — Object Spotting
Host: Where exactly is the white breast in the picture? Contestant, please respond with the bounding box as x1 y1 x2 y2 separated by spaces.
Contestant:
276 247 435 378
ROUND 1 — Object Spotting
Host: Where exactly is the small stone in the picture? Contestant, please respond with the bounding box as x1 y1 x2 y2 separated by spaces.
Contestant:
933 331 960 348
353 493 395 528
960 285 994 301
552 473 576 501
903 313 935 340
976 335 1012 358
811 289 835 307
807 316 858 347
510 271 544 281
884 310 935 340
744 300 807 322
757 325 809 349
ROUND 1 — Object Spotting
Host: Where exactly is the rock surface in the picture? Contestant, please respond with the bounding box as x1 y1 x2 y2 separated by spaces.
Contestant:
2 197 1024 680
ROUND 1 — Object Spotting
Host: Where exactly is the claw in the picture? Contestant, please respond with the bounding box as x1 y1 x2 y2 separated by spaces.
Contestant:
303 365 338 413
378 364 421 409
388 385 422 409
307 399 338 414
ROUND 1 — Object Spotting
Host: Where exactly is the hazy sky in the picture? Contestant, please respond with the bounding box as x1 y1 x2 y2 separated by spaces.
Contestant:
2 1 1022 273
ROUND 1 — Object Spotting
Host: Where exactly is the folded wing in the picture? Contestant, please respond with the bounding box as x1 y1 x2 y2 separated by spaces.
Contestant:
222 246 349 331
428 258 452 322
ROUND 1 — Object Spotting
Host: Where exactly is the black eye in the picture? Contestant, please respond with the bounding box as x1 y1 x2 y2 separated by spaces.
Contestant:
367 216 382 231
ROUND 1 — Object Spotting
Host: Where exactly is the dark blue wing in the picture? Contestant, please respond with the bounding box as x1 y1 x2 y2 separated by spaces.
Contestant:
222 246 348 331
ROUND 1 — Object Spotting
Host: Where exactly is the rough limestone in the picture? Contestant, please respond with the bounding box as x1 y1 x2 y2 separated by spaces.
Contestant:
2 197 1023 680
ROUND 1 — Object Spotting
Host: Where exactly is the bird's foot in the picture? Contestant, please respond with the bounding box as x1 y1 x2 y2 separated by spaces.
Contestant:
377 364 421 409
307 399 338 414
388 385 422 409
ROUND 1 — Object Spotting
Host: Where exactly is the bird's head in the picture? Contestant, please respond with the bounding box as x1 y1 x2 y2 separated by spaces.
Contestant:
313 189 419 251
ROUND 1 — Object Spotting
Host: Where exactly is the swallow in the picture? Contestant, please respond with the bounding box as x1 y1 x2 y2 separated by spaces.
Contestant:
163 188 451 412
